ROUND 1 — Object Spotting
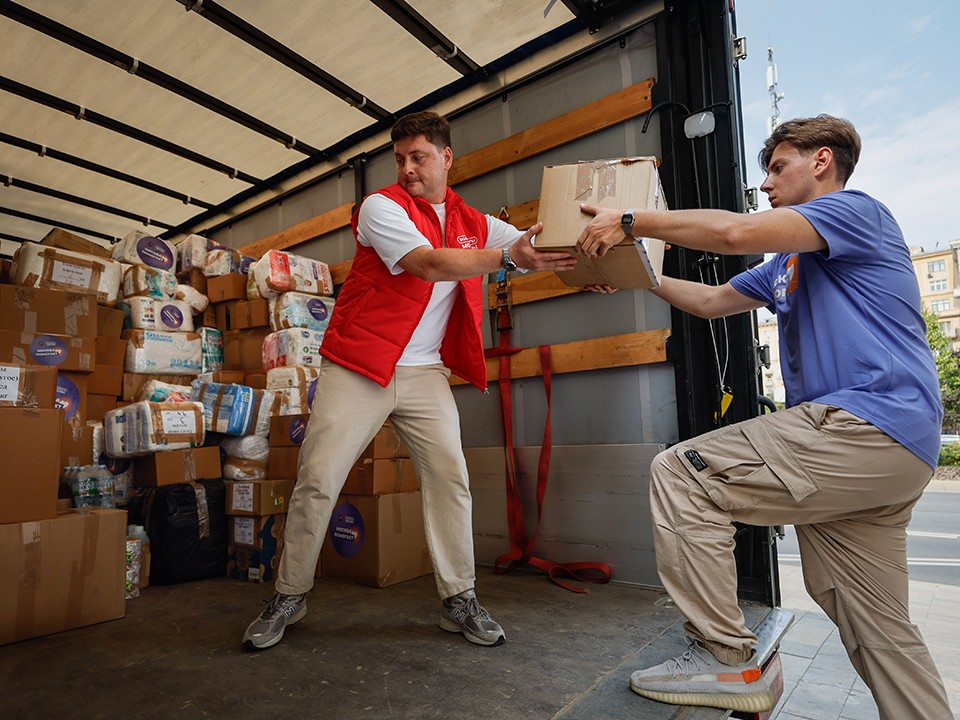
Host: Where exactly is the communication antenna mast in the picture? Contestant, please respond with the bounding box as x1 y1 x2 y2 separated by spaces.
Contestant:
766 46 785 135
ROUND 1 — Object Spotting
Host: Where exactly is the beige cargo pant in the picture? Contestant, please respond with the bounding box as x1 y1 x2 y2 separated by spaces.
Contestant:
650 402 952 720
275 361 477 600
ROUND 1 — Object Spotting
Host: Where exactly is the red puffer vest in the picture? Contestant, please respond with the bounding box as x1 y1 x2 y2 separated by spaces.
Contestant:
319 183 490 389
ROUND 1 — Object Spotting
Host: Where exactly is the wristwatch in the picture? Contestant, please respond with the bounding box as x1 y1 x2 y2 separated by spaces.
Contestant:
621 209 636 238
501 247 518 272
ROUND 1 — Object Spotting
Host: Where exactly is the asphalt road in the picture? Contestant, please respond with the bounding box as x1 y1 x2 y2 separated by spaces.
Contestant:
776 489 960 586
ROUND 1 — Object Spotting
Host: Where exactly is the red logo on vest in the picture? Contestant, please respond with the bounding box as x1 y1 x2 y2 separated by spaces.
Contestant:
456 235 479 249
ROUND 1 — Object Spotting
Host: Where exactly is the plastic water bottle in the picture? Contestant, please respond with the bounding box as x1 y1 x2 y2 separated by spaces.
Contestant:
127 524 150 590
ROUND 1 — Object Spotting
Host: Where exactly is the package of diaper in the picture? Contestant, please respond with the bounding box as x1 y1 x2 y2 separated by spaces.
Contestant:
121 264 178 299
126 297 196 332
13 242 123 306
102 400 205 457
251 250 333 299
123 329 202 375
173 283 209 313
268 292 335 332
112 230 177 272
190 379 277 437
262 328 324 370
134 379 192 403
177 234 223 274
266 366 321 415
200 327 224 373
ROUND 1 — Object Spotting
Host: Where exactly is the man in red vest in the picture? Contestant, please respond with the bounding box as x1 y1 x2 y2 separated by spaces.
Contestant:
243 111 577 650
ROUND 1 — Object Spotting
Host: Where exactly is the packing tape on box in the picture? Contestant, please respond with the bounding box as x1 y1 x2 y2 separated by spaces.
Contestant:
63 296 92 337
392 460 405 492
183 450 197 482
16 522 42 638
189 482 210 539
224 456 267 482
575 160 619 203
65 510 100 629
38 248 106 303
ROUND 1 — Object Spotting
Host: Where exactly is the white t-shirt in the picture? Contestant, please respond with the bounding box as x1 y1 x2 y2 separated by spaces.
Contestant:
356 193 522 366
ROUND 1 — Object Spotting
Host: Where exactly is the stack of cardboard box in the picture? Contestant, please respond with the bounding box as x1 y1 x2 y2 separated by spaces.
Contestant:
0 230 127 645
322 421 432 588
225 477 294 582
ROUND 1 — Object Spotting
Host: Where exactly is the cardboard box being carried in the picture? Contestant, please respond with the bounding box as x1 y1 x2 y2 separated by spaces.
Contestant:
0 508 126 646
321 492 431 588
0 407 63 524
534 157 666 289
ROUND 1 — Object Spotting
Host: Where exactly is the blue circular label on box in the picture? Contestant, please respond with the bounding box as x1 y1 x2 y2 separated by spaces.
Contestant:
239 255 254 274
329 502 364 557
306 378 318 410
136 236 174 270
30 335 68 366
160 304 184 328
288 417 306 444
55 373 80 420
307 298 329 321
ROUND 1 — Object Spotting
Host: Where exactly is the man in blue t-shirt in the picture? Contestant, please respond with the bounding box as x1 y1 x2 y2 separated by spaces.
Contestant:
577 115 952 718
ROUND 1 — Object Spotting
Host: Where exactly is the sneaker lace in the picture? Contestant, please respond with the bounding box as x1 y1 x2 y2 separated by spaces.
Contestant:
460 596 491 621
263 594 299 620
665 639 711 677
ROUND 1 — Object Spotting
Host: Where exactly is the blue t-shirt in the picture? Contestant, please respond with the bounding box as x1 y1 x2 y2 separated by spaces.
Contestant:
730 190 942 469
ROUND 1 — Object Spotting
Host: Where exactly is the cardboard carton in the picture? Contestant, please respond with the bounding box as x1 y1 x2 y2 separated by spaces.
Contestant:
223 328 269 372
0 364 57 408
40 227 113 259
0 330 95 372
86 362 123 396
360 421 409 460
96 305 125 339
95 335 126 367
343 458 419 495
267 446 300 479
0 285 98 338
269 414 309 447
177 267 208 295
215 298 270 332
132 446 222 487
0 508 126 646
0 407 63 524
535 157 666 289
208 274 248 303
60 421 96 468
225 479 294 516
228 513 286 549
321 492 431 588
86 393 119 422
56 372 88 423
227 542 283 583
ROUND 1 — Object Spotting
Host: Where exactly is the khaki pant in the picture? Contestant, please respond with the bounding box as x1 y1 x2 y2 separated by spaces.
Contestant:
276 361 476 600
650 403 953 720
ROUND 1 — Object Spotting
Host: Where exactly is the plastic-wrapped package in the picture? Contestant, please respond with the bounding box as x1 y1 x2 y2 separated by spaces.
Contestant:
13 242 123 306
126 297 196 332
124 329 202 375
64 464 116 508
251 250 333 299
246 265 260 300
125 537 142 599
112 230 177 272
269 292 335 332
190 379 276 437
200 327 223 373
92 424 134 506
122 264 177 299
203 248 253 277
173 283 209 313
102 400 205 457
135 379 192 403
267 366 320 415
221 434 269 481
177 234 223 274
262 328 324 370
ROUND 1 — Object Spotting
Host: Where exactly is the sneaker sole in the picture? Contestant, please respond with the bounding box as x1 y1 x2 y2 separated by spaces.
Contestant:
438 617 506 647
242 604 307 651
629 683 775 713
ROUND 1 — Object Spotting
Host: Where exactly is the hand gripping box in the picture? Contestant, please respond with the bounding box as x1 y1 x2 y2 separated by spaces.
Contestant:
534 157 666 289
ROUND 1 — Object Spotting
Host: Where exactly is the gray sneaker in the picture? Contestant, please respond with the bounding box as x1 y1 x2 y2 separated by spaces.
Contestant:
439 588 505 646
629 638 775 713
242 593 307 650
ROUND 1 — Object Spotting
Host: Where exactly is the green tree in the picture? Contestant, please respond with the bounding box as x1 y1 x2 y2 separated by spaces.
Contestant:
922 305 960 431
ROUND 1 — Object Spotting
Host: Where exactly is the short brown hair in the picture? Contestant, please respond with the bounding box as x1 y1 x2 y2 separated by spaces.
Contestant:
759 114 861 186
390 111 451 151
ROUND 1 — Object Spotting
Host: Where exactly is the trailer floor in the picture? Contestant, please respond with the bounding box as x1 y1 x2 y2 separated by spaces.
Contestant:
0 572 774 719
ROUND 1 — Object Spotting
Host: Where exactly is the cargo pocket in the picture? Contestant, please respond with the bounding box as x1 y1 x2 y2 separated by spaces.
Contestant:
674 417 821 512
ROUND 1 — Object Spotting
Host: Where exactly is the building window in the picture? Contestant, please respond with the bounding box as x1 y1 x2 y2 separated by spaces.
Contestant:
932 299 951 312
930 279 948 292
940 321 952 335
928 259 947 273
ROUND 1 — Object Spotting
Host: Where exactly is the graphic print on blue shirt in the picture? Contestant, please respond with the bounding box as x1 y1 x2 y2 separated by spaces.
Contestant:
772 255 799 308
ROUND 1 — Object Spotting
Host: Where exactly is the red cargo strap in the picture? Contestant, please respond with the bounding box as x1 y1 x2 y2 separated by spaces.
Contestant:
487 324 612 593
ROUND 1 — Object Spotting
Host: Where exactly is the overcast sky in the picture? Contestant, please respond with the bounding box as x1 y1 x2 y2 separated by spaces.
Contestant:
734 0 959 252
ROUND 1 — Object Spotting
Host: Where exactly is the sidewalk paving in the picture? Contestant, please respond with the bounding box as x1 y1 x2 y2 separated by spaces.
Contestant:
770 542 959 718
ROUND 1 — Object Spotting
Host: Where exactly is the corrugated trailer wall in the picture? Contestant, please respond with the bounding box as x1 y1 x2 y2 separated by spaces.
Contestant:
209 22 674 587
